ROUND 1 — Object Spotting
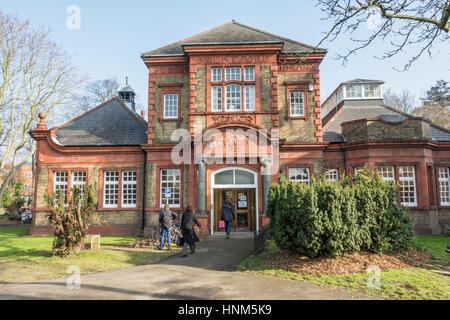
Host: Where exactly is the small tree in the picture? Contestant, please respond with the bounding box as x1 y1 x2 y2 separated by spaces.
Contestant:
44 185 97 257
13 182 25 208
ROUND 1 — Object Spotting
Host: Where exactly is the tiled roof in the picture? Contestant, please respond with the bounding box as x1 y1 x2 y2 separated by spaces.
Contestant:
323 101 450 143
54 97 147 146
142 21 326 57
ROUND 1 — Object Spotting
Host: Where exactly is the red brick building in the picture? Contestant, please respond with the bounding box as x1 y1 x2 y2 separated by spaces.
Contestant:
30 21 450 236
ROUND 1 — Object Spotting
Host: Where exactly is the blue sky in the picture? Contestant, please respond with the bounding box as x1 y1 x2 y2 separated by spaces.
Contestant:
2 0 449 114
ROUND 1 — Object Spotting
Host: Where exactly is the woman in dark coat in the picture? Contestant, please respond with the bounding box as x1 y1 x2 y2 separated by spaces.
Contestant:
180 205 201 257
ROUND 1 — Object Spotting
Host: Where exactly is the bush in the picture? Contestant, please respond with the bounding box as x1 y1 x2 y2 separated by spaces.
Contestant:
44 185 97 257
268 168 414 258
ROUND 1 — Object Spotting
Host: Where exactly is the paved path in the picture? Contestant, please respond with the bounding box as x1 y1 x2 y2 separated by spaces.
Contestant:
0 232 376 300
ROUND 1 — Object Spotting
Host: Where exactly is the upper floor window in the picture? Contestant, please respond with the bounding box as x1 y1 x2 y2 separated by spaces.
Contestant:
210 66 256 113
289 168 310 183
244 67 255 81
24 184 33 190
164 94 178 119
290 91 305 116
25 171 33 178
245 85 256 111
212 86 222 111
438 167 450 206
212 68 222 82
225 84 242 111
225 67 241 81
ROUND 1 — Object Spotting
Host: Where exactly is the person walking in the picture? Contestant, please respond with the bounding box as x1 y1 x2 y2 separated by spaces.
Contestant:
221 200 235 239
158 204 177 250
180 205 201 257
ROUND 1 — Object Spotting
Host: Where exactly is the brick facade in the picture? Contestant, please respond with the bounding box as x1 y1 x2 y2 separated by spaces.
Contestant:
30 22 450 237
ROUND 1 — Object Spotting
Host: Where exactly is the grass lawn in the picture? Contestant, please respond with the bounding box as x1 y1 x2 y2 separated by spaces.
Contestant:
238 236 450 300
0 227 180 284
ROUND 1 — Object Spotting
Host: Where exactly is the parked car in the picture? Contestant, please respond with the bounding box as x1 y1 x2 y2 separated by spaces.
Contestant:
20 207 32 224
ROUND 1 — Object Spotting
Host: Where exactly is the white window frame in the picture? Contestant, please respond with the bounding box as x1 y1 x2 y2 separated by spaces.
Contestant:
289 91 305 117
354 167 363 176
288 168 310 183
225 67 241 81
325 169 339 182
24 184 32 190
225 84 242 111
212 68 222 82
54 171 68 203
211 86 223 112
160 169 181 208
72 171 87 199
121 171 137 208
244 85 255 111
399 166 417 207
379 166 395 182
244 67 255 81
163 93 178 119
438 167 450 206
103 171 119 208
25 171 33 178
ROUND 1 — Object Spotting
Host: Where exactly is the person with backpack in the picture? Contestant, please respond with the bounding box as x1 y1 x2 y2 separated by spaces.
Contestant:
158 204 178 250
221 200 235 239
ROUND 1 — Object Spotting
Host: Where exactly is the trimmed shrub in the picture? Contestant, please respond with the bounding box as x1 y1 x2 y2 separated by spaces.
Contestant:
268 168 414 258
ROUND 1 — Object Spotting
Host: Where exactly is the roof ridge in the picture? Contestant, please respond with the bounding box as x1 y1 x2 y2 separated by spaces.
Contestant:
142 21 234 57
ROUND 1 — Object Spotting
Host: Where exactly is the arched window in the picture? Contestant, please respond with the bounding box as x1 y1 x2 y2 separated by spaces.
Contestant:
213 168 256 186
225 84 242 111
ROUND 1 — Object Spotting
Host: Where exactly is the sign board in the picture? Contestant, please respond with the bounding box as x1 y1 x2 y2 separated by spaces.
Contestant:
165 188 172 198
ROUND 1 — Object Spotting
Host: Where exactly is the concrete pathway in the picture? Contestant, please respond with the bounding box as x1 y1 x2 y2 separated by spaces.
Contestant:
0 232 376 300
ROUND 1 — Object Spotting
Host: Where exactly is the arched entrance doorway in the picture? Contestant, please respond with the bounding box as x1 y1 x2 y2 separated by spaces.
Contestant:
210 167 258 234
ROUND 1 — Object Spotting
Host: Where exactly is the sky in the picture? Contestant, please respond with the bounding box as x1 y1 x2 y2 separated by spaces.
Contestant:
1 0 449 116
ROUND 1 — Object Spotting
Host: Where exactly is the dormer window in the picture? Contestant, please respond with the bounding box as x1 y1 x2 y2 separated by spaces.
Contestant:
346 85 362 98
345 83 382 99
364 84 381 98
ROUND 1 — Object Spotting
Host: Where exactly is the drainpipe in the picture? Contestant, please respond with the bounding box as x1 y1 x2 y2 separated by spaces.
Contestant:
197 158 206 215
142 151 147 230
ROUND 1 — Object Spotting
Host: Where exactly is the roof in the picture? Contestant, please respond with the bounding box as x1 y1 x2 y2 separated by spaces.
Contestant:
342 79 385 85
118 84 135 94
323 101 450 143
142 21 327 57
54 97 147 146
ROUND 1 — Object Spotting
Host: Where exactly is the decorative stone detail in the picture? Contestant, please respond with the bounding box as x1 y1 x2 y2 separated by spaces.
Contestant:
210 114 255 125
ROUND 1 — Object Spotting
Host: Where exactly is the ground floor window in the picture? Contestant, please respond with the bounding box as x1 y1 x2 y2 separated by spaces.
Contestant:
53 170 87 203
160 169 181 208
122 171 137 208
438 167 450 206
379 166 395 182
102 169 138 209
325 168 339 182
103 171 119 208
288 168 310 183
399 166 417 207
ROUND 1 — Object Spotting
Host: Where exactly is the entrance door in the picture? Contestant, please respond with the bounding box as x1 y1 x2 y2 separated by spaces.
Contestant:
214 188 255 231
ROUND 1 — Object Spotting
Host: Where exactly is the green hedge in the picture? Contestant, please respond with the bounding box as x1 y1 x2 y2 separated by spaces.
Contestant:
267 168 414 258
